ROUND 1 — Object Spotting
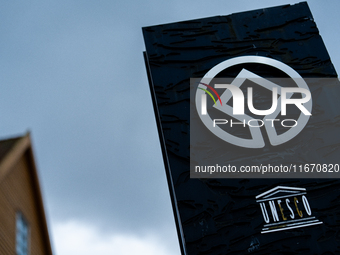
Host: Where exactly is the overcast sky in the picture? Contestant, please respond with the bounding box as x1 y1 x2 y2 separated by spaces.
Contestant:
1 1 340 254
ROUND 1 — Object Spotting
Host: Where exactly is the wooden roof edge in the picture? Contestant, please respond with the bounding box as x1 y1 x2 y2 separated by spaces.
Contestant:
25 134 54 255
0 132 31 181
0 132 54 255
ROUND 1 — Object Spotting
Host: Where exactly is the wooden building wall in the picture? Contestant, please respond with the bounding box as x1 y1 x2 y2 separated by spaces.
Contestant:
0 148 51 255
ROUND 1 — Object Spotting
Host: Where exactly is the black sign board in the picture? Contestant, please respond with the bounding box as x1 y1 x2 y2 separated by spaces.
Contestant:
143 2 340 254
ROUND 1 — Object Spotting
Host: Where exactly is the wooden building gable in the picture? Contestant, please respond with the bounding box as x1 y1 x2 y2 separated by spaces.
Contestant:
0 133 53 255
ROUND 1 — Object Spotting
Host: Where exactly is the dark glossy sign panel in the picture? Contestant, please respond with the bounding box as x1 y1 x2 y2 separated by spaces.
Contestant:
143 2 340 254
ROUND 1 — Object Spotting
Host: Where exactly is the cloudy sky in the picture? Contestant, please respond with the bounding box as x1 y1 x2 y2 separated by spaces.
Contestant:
1 1 340 254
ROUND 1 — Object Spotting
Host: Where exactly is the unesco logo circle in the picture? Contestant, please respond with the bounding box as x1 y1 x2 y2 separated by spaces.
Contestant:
195 56 312 148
